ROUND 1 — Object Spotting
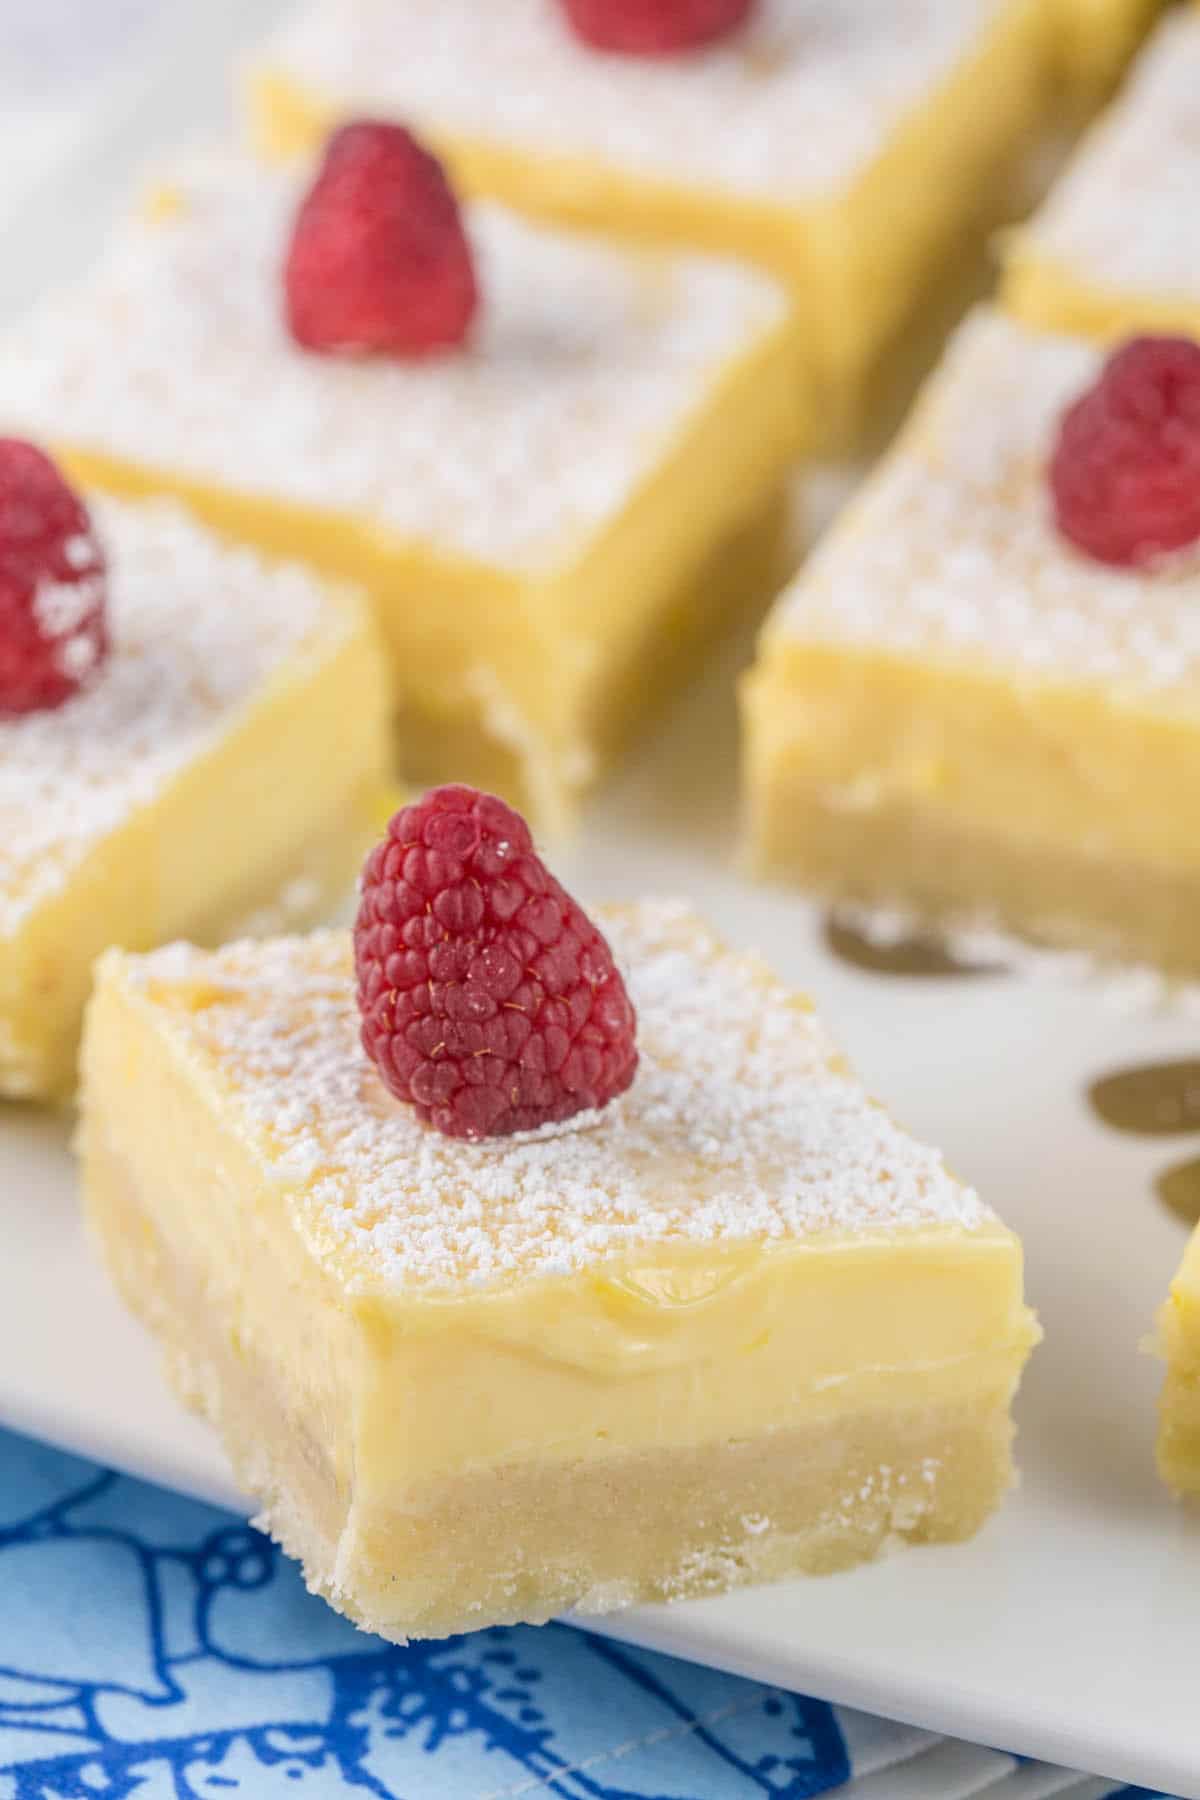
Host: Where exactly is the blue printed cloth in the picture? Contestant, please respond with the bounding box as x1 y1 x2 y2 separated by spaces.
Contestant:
0 1426 1180 1800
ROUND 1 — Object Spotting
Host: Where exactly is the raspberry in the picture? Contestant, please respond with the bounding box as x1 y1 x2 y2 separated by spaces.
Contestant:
354 785 638 1140
558 0 756 54
284 121 478 358
1050 335 1200 568
0 440 108 718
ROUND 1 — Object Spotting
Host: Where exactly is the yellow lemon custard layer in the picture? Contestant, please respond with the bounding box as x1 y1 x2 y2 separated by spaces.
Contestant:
1051 0 1162 109
1005 13 1200 342
1159 1223 1200 1496
0 152 800 837
79 901 1037 1640
248 0 1051 449
743 309 1200 973
0 497 389 1101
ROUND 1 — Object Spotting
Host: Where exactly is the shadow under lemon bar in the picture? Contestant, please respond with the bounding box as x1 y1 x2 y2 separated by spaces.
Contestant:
246 0 1052 452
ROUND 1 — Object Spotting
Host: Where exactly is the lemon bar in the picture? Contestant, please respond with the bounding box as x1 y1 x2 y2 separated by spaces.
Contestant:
0 496 388 1100
79 900 1037 1640
744 307 1200 972
1158 1225 1200 1495
1051 0 1161 110
248 0 1050 448
0 152 800 837
1005 12 1200 342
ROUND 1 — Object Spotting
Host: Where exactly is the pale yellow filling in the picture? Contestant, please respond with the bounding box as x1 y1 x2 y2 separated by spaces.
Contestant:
743 622 1200 973
1158 1227 1200 1495
353 1235 1032 1486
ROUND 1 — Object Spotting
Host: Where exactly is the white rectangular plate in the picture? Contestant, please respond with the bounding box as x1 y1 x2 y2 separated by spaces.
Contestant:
3 15 1199 1788
5 660 1200 1800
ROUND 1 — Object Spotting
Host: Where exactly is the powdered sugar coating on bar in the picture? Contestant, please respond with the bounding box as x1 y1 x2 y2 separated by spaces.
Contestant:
123 901 990 1295
1018 12 1200 304
258 0 1014 204
769 308 1200 691
0 497 350 934
0 154 785 573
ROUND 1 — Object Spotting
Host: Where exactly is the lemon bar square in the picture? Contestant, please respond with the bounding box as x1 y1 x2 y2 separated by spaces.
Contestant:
1005 12 1200 342
248 0 1051 448
1051 0 1162 110
1158 1225 1200 1496
743 307 1200 973
0 497 389 1101
0 152 800 837
79 901 1037 1640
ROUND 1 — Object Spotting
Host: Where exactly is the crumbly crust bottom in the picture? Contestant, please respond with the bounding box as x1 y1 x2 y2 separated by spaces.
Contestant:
747 776 1200 978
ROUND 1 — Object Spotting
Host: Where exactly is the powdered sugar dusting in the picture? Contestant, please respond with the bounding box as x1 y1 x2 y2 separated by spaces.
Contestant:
259 0 1010 204
1019 12 1200 305
123 901 990 1295
0 153 784 574
0 497 352 934
770 308 1200 689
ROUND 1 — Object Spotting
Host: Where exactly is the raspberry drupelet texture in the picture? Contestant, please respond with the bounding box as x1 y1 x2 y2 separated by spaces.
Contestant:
354 785 638 1140
1050 335 1200 569
0 439 108 719
559 0 756 55
284 121 479 358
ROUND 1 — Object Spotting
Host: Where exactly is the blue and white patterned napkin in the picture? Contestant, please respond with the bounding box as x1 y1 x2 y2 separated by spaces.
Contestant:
0 1424 1177 1800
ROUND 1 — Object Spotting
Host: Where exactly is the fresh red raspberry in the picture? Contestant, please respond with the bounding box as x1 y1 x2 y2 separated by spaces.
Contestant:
354 785 638 1140
0 440 108 718
558 0 756 54
284 121 478 358
1050 335 1200 568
